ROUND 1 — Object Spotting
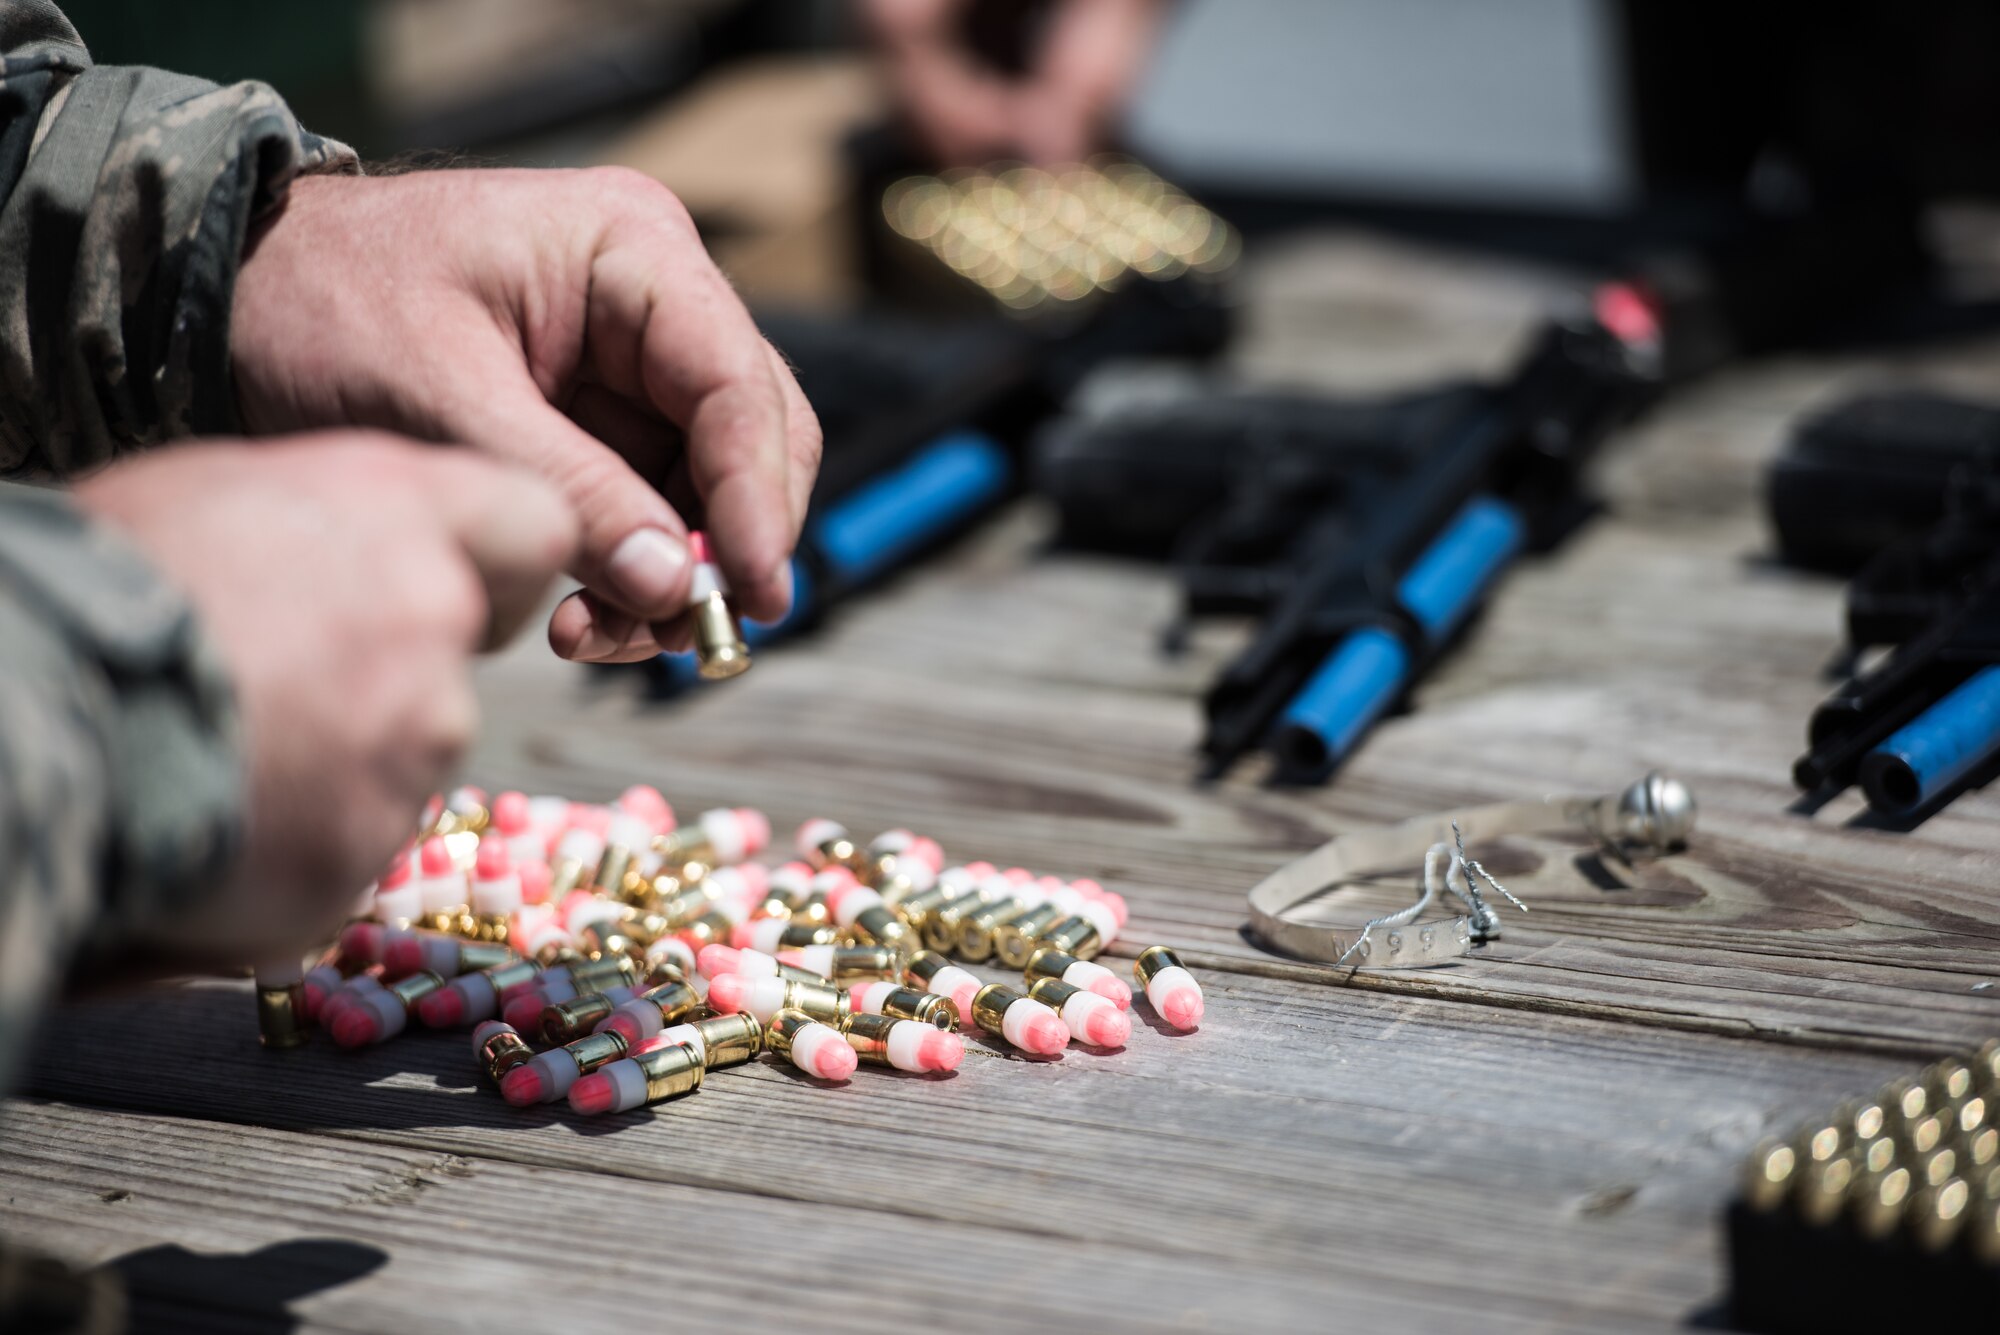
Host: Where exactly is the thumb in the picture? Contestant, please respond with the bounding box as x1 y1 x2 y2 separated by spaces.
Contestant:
442 369 695 624
405 450 580 650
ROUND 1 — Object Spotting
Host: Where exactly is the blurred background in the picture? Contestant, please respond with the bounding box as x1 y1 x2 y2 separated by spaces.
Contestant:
62 0 2000 806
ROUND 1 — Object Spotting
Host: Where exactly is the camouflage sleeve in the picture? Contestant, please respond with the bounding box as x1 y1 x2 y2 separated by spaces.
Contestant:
0 480 241 1090
0 0 358 476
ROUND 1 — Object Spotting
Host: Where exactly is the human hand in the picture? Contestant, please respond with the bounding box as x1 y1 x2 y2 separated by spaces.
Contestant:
73 435 577 963
861 0 1164 166
231 167 821 663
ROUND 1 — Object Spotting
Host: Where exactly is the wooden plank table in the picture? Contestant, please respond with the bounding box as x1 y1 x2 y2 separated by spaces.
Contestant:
6 231 2000 1333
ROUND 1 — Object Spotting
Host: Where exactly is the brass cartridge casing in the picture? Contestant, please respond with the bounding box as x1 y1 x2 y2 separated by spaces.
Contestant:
809 834 865 871
1027 976 1084 1015
635 980 703 1027
774 921 839 948
1740 1140 1796 1212
1793 1155 1854 1226
677 910 735 949
766 1007 830 1059
840 1011 904 1066
848 905 913 953
894 880 960 926
389 971 448 1010
255 984 307 1049
789 891 832 925
549 853 592 899
579 919 651 967
688 1012 764 1068
634 1040 707 1103
477 1027 534 1084
533 939 584 968
655 882 719 930
871 986 957 1030
867 856 927 906
423 909 474 938
468 912 512 944
955 899 1026 962
1963 1126 1999 1168
1973 1039 2000 1090
592 841 639 896
820 945 904 982
1023 947 1087 987
457 942 516 973
483 959 543 996
1847 1165 1911 1239
692 591 750 681
1855 1136 1898 1177
775 979 845 1024
995 904 1067 969
572 955 638 994
543 993 618 1044
970 984 1031 1036
1881 1077 1928 1125
560 1030 630 1074
771 959 833 985
1927 1060 1976 1105
1896 1114 1945 1157
1134 945 1188 988
1907 1178 1971 1251
1038 915 1104 960
904 950 960 991
923 889 997 954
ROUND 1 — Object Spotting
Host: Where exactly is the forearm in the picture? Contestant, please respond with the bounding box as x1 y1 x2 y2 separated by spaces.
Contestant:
0 0 357 477
0 481 242 1089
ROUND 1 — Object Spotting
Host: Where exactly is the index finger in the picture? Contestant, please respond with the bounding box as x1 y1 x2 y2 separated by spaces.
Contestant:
592 225 802 621
409 451 581 650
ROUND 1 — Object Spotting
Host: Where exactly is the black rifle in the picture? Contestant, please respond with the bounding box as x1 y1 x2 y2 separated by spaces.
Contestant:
1039 299 1662 782
1773 393 2000 813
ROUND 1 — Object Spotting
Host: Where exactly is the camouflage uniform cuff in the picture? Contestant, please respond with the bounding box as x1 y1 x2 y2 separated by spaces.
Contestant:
0 483 243 937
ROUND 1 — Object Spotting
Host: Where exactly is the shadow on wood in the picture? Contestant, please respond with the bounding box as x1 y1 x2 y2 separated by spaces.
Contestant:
110 1238 385 1335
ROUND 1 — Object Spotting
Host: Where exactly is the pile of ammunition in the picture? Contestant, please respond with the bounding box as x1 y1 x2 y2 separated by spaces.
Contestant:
1731 1042 2000 1327
883 158 1238 313
253 786 1203 1119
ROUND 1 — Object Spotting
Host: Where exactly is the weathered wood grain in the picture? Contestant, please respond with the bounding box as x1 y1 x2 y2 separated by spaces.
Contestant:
8 226 2000 1332
13 970 1912 1332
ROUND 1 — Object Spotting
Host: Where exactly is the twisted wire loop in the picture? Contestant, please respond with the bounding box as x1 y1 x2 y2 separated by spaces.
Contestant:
1331 827 1530 967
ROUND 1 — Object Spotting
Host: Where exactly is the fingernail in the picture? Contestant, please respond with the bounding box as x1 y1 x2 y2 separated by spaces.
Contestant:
607 529 688 613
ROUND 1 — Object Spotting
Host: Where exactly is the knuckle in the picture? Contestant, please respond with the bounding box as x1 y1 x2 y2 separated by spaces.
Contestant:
586 165 694 233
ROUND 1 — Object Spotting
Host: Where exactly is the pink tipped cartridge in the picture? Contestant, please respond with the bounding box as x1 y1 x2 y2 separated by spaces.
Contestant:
655 807 770 866
848 980 960 1030
841 1012 964 1074
413 836 467 919
1134 946 1203 1031
617 784 675 832
500 1030 631 1106
776 944 903 982
687 530 750 680
370 855 421 926
516 858 553 908
567 1014 763 1116
594 978 703 1047
300 956 347 1023
470 841 523 923
382 929 513 981
707 973 844 1026
766 1008 857 1082
567 1039 705 1116
332 971 447 1048
904 951 983 1024
547 826 607 898
1028 977 1132 1049
1024 947 1132 1010
731 915 837 954
696 943 817 984
508 902 572 959
592 813 655 894
970 985 1070 1056
823 878 914 953
796 817 869 870
419 958 542 1028
473 1020 534 1085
